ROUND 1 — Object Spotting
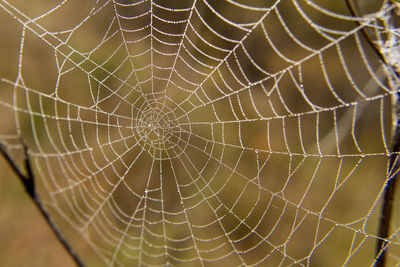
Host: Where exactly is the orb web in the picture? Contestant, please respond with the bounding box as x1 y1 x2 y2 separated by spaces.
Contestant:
0 0 399 266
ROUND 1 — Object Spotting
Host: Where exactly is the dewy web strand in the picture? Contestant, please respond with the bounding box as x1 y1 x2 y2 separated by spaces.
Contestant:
0 0 399 266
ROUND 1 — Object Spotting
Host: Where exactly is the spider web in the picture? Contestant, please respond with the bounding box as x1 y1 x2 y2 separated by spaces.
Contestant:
0 0 399 266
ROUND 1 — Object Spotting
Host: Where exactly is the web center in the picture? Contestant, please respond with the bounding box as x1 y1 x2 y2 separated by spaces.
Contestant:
143 115 171 143
133 99 191 160
137 110 172 146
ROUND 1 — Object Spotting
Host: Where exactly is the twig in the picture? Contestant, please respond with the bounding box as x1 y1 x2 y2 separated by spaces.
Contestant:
0 142 85 267
344 0 387 64
344 1 400 266
376 131 400 267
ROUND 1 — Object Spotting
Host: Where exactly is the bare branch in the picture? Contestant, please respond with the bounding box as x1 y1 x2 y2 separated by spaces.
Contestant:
344 1 400 266
0 141 85 267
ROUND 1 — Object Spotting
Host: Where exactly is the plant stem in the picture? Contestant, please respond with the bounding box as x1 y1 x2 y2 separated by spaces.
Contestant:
0 142 85 267
344 1 399 266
